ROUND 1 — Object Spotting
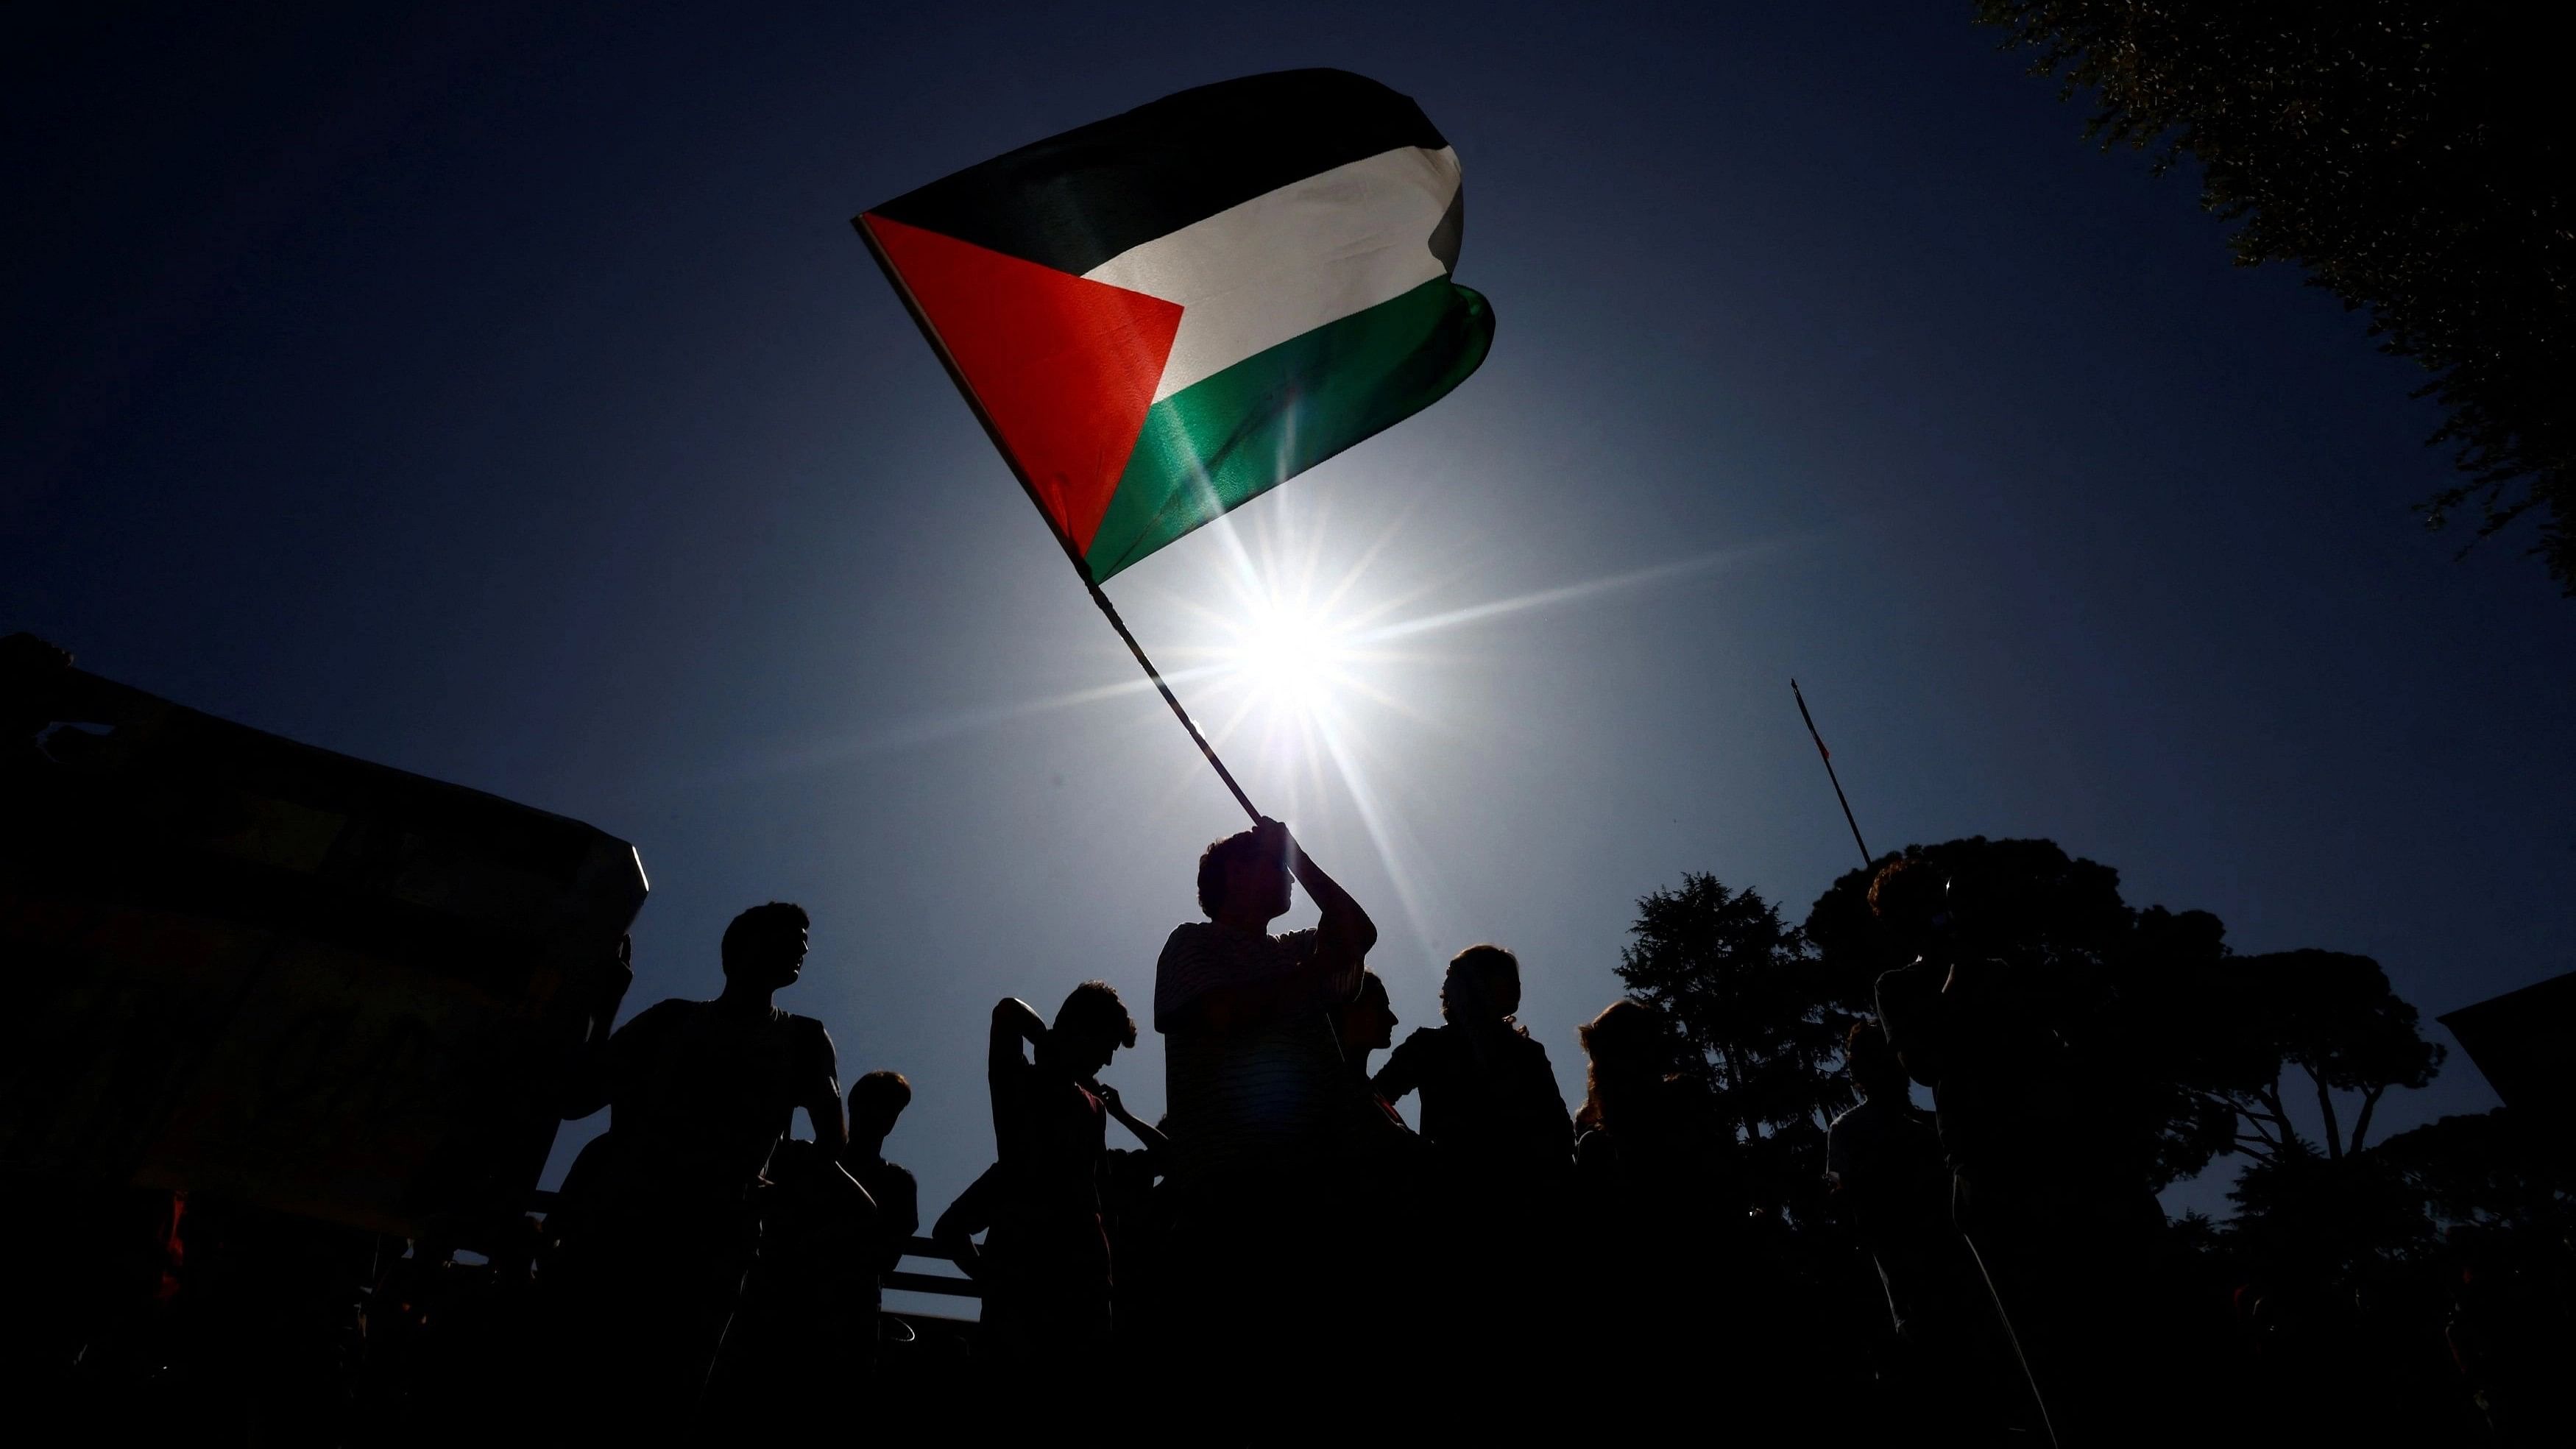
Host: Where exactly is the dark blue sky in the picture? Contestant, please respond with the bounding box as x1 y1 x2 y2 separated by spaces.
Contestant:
10 1 2572 1241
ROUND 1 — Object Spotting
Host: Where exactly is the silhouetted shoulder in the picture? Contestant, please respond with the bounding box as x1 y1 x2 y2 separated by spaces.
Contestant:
1371 1024 1440 1099
1392 1025 1443 1055
616 997 693 1038
860 1159 919 1241
604 998 693 1077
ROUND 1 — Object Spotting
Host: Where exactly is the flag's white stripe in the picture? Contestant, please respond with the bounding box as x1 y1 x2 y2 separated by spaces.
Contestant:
1083 146 1459 403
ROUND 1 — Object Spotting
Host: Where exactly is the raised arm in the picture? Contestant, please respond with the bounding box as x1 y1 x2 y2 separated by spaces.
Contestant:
1286 823 1376 972
990 997 1046 1076
988 996 1046 1145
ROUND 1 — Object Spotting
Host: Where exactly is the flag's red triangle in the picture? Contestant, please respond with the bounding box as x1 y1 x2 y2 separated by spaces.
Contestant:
863 214 1182 553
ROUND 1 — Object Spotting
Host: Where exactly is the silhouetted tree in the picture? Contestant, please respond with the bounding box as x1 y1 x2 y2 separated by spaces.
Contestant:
2201 949 2446 1164
1977 1 2575 590
1614 873 1851 1217
1802 837 2446 1193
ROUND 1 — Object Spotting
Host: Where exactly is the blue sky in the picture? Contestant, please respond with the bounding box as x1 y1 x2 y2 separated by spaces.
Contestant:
9 1 2572 1249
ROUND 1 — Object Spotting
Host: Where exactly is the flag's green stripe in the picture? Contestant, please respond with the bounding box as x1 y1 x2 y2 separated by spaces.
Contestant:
1084 277 1493 580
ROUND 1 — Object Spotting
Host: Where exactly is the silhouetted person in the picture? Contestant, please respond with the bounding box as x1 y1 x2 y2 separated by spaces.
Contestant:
551 901 851 1436
1154 815 1375 1418
1095 1102 1181 1365
1871 857 2170 1448
1336 970 1416 1148
1373 945 1571 1403
843 1069 919 1384
706 1136 877 1423
1374 943 1573 1178
1158 817 1378 1175
1329 970 1426 1219
983 981 1161 1411
1571 999 1749 1400
1830 1018 2011 1435
1827 1020 1953 1339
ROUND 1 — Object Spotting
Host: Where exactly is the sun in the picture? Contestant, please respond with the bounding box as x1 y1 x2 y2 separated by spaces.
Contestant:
1225 595 1354 715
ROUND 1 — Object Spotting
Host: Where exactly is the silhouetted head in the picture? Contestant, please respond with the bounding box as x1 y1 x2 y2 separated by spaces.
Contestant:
1441 944 1522 1024
1198 826 1292 924
1048 980 1139 1078
721 901 811 990
1867 855 1952 957
1845 1019 1906 1099
1576 998 1666 1130
1337 970 1398 1056
849 1070 912 1145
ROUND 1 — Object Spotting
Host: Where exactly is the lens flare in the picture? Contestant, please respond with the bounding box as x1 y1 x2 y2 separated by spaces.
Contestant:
1226 596 1353 713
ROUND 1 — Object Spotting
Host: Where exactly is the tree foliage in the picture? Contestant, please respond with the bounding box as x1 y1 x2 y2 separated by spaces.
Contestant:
1622 837 2449 1231
1800 836 2440 1189
1977 1 2576 590
1613 872 1852 1220
2212 949 2446 1163
1615 873 1853 1136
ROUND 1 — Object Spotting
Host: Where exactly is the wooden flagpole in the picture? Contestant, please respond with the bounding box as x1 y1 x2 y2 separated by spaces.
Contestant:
1791 679 1872 869
857 217 1261 823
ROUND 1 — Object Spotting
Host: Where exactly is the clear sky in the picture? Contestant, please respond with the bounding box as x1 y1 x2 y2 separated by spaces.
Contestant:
10 0 2573 1253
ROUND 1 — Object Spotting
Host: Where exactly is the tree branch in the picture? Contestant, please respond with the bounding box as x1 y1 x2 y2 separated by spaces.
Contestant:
2305 1063 2344 1161
2222 1100 2284 1149
2257 1077 2292 1130
2231 1134 2280 1163
2350 1085 2386 1155
2220 1088 2289 1147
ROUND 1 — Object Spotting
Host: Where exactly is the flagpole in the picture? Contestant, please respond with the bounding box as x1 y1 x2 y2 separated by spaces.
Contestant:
1082 576 1259 821
1791 679 1872 869
857 216 1262 824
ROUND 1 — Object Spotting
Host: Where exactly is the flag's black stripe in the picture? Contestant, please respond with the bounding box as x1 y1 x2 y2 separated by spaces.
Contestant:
862 69 1448 276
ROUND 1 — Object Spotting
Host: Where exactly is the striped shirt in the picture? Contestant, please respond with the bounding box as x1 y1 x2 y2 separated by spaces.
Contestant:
1155 922 1359 1178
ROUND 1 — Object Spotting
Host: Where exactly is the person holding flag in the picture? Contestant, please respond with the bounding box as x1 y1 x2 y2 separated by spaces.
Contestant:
1153 818 1377 1398
856 68 1471 1425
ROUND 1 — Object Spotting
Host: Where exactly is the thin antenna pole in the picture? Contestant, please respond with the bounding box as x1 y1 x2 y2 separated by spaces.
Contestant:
1791 679 1872 868
858 216 1260 823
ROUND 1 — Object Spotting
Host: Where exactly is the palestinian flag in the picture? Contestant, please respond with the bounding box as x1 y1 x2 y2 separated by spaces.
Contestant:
857 69 1493 582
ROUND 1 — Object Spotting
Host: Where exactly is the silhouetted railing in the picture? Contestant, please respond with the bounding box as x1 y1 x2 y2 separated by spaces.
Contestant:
885 1238 979 1300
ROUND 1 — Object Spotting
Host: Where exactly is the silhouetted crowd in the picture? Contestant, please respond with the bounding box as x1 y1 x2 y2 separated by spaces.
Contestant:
6 628 2571 1448
408 824 2576 1447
